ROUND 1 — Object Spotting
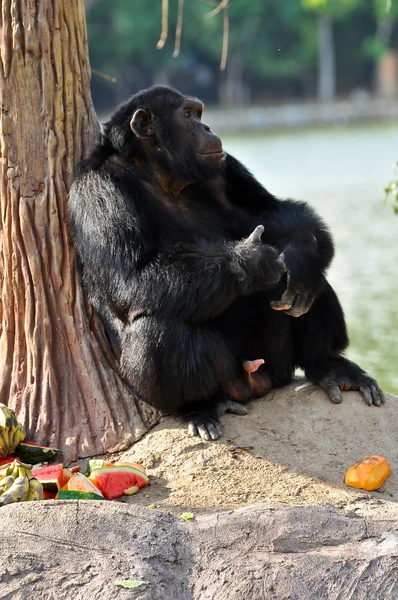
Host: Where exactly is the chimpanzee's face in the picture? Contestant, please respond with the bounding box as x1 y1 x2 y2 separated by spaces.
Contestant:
173 97 225 171
130 92 225 183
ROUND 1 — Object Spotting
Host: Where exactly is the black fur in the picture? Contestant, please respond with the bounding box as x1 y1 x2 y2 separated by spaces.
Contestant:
69 85 383 440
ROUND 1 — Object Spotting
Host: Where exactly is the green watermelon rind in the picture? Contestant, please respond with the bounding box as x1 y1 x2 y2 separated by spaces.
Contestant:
15 442 61 464
57 490 105 501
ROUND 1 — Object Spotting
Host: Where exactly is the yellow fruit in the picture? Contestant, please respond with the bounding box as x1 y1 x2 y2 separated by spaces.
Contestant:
0 403 26 458
0 476 16 494
27 478 43 501
0 475 29 505
345 455 391 492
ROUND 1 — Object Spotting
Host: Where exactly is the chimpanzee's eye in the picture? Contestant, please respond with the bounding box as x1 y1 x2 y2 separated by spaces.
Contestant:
196 109 202 119
184 108 190 118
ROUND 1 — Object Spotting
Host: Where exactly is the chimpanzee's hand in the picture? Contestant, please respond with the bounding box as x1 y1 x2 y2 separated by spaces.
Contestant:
233 225 286 290
270 252 316 317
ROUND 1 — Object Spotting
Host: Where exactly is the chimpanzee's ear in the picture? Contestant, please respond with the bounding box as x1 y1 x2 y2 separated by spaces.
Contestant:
130 109 154 139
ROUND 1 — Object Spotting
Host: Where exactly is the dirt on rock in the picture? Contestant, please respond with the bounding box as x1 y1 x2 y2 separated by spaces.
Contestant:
118 383 398 515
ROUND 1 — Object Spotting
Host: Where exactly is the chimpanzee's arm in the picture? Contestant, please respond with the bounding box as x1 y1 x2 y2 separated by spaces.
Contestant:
224 154 334 316
69 169 284 325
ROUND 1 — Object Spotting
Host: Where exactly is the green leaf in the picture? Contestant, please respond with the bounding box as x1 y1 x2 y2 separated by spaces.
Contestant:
147 503 157 509
181 512 194 521
114 580 148 589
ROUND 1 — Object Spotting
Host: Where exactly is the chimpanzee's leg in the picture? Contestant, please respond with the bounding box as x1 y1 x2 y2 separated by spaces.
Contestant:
226 292 296 391
120 316 255 440
291 281 384 406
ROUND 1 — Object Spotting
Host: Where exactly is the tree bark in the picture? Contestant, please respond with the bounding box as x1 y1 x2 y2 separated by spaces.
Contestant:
316 14 336 102
0 0 159 462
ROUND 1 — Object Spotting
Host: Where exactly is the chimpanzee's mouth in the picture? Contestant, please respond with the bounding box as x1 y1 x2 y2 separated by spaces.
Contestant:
198 150 225 157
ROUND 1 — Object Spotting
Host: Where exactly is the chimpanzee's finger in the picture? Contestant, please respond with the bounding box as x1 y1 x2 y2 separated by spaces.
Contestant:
224 400 249 416
215 420 223 437
188 421 198 437
283 294 309 317
196 422 211 440
204 420 221 440
376 386 385 405
246 224 264 244
321 379 342 404
271 288 296 311
359 385 373 407
271 300 293 310
370 383 383 406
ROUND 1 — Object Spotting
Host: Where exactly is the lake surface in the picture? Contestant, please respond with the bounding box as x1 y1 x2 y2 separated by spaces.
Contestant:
223 122 398 395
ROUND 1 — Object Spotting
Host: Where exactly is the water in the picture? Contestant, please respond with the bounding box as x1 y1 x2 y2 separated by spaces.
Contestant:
223 122 398 395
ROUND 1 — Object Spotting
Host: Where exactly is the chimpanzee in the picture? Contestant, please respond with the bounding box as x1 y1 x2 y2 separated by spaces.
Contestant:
69 85 384 440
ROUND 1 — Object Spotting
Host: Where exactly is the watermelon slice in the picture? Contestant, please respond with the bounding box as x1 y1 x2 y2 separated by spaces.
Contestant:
64 473 103 496
88 459 146 474
15 441 61 464
32 464 73 492
57 490 104 501
89 465 149 500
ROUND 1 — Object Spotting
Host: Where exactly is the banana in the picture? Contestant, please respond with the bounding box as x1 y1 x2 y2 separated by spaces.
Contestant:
9 462 21 480
0 404 26 457
0 403 14 431
0 465 10 481
11 425 26 451
27 478 43 501
0 475 29 505
0 443 6 459
0 476 16 494
0 404 7 428
0 460 41 504
0 463 15 481
0 427 10 456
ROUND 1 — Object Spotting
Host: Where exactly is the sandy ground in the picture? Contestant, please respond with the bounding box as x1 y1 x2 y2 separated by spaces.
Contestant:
3 384 398 599
112 383 398 517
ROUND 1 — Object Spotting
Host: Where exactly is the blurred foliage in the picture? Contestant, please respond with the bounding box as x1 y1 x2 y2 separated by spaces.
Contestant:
86 0 398 108
302 0 359 19
384 163 398 214
373 0 398 18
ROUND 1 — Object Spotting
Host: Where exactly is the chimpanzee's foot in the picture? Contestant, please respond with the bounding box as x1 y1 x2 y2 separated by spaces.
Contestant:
307 357 385 407
180 397 248 441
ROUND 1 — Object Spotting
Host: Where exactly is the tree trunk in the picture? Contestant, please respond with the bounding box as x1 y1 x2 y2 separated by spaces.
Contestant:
316 14 336 102
219 53 249 107
0 0 159 462
374 17 397 98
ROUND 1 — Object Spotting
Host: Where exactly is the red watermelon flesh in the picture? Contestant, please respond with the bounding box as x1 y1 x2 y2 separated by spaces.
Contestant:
42 489 57 500
89 466 149 500
0 455 17 467
32 464 73 492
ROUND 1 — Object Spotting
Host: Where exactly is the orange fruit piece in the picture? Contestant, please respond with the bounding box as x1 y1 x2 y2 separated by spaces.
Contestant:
344 455 391 491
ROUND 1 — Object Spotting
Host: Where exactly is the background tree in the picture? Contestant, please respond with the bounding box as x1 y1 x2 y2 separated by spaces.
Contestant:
302 0 359 101
0 0 158 462
362 0 398 97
